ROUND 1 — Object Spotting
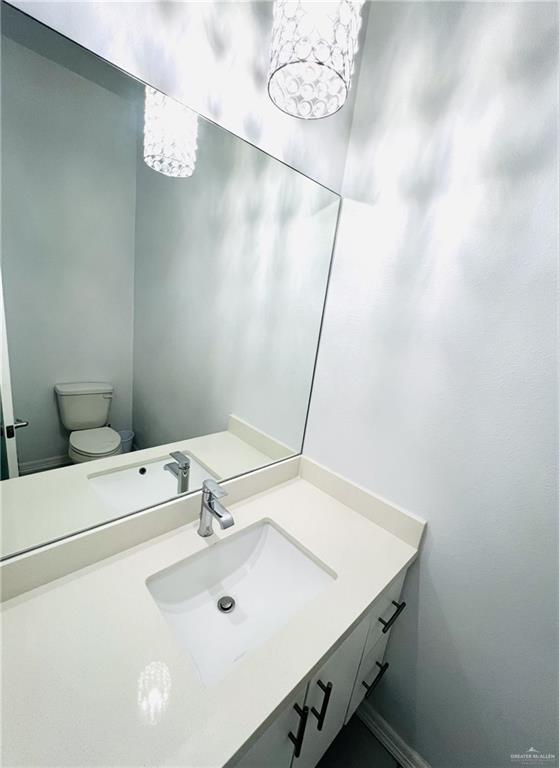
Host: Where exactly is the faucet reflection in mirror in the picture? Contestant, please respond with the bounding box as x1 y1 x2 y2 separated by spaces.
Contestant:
268 0 364 119
143 87 198 177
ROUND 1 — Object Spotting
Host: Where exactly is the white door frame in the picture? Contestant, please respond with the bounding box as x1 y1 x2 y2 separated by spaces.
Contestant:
0 268 19 478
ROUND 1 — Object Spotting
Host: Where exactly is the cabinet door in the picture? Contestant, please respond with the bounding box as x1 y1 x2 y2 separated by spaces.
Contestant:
233 683 308 768
362 571 406 659
343 570 407 725
295 618 370 768
346 631 390 722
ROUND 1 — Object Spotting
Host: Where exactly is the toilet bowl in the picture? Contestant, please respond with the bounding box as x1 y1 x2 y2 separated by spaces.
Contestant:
54 382 123 464
68 427 122 463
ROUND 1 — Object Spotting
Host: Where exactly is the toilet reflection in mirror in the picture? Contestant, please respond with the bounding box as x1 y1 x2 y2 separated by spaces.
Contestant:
55 382 123 463
0 4 340 559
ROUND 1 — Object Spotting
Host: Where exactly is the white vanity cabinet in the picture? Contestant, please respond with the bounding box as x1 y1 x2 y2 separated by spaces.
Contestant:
235 620 368 768
295 617 370 767
345 570 406 722
234 569 409 768
346 631 390 722
235 683 309 768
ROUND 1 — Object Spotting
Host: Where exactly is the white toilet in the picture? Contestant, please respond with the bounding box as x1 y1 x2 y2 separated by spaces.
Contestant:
54 382 123 463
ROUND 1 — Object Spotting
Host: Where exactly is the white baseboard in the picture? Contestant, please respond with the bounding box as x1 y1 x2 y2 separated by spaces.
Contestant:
357 702 431 768
18 454 70 475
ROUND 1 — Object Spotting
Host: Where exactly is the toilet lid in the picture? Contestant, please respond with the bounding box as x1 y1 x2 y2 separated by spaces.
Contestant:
70 427 121 456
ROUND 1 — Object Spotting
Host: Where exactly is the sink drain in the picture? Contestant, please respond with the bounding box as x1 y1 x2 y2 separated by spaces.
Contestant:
217 595 235 613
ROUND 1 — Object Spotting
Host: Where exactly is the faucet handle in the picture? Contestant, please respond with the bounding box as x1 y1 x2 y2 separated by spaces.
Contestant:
203 479 227 499
170 451 190 470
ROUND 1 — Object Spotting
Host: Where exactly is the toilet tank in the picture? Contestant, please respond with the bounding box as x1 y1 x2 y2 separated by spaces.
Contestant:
55 382 113 431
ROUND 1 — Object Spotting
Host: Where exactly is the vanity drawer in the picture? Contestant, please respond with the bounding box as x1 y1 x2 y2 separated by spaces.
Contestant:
362 571 406 658
345 631 390 722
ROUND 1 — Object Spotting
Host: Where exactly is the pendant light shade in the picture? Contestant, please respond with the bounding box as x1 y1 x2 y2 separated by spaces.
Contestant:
268 1 364 119
143 87 198 178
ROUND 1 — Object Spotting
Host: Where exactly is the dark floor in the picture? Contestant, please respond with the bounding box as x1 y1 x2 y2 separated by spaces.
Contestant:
317 716 399 768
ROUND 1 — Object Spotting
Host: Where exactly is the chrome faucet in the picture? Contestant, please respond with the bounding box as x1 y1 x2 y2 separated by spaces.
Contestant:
164 451 191 494
198 479 234 537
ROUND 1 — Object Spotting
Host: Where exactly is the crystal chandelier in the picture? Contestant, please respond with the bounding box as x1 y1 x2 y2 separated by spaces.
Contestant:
268 1 364 119
143 87 198 178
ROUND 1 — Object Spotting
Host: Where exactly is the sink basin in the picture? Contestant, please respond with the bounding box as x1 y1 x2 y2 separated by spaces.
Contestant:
89 454 217 515
146 521 335 686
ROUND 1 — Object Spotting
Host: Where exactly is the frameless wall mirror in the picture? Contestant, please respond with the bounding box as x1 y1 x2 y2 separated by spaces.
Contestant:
0 3 340 559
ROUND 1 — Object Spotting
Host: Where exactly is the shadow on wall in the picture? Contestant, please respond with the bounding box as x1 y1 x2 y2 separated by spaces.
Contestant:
132 111 337 451
382 541 520 760
340 1 558 388
305 2 558 767
344 1 558 207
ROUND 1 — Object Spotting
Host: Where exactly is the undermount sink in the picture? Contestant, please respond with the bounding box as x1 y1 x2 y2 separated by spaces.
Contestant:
146 521 335 686
89 454 217 515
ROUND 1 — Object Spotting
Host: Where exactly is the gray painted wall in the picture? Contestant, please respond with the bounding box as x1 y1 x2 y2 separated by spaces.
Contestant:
306 2 558 766
1 37 137 466
133 111 337 450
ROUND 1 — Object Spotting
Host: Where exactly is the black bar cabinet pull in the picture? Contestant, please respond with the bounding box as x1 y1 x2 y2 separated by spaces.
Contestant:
311 679 333 731
362 661 389 698
378 600 406 633
288 703 309 758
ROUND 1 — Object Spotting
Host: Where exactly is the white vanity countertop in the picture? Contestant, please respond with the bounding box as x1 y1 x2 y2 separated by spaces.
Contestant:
1 424 287 558
1 476 420 767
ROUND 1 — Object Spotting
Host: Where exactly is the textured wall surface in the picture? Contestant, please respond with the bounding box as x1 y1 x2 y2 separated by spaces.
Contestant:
133 112 337 450
12 0 363 192
1 36 136 467
306 3 558 766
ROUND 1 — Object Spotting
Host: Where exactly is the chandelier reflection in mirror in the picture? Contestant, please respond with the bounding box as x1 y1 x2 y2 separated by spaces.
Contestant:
137 661 172 726
268 0 364 119
143 87 198 178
